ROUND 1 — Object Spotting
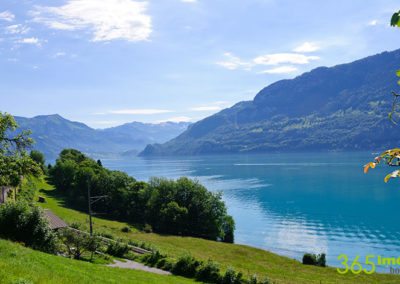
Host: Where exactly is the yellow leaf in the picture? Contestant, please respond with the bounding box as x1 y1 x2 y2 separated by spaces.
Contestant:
384 170 400 183
384 173 392 183
363 162 376 174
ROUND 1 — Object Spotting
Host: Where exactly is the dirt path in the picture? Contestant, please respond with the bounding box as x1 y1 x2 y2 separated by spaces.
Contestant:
108 259 172 275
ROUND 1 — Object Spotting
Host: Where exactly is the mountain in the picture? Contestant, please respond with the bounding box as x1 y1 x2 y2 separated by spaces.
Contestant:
14 115 190 159
140 49 400 156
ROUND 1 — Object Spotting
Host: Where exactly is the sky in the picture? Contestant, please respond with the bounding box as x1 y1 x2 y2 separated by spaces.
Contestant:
1 0 400 128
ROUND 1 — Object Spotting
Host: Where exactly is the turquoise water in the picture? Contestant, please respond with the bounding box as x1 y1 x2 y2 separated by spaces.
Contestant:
102 152 400 271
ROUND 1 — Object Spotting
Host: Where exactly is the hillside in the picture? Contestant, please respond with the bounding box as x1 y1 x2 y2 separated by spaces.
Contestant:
0 238 193 284
141 49 400 156
29 178 400 284
14 115 190 159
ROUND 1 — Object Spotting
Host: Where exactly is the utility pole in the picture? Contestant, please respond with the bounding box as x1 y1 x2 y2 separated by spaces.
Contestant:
87 178 107 237
87 180 93 236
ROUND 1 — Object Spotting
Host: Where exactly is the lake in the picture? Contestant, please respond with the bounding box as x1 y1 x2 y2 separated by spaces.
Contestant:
102 152 400 271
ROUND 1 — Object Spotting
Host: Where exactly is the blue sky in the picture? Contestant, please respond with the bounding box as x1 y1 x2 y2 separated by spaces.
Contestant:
1 0 400 128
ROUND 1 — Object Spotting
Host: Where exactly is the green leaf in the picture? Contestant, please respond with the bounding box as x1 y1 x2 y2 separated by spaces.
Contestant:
390 12 400 26
396 70 400 77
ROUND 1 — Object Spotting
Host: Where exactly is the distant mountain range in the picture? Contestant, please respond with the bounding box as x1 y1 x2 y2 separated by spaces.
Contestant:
141 49 400 156
14 114 190 159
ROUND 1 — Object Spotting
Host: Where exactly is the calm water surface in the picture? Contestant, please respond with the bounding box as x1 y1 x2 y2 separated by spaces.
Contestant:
102 152 400 271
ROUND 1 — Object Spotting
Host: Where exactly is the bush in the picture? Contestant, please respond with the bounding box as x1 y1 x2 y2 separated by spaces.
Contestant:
302 253 317 265
121 226 131 233
106 241 129 257
58 228 100 260
142 250 166 266
303 253 326 267
143 224 152 233
0 202 57 253
221 267 243 284
317 253 326 267
195 260 221 283
172 255 201 278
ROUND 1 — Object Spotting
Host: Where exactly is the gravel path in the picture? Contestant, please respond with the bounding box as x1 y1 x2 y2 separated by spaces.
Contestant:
108 259 172 275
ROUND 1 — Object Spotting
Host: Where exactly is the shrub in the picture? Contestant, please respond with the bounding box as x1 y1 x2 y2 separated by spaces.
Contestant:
249 274 258 284
0 202 57 253
142 250 166 266
302 253 326 267
121 226 131 233
221 267 243 284
195 260 221 283
160 258 175 271
106 241 129 257
317 253 326 267
172 255 201 278
143 224 153 233
302 253 317 265
58 228 100 260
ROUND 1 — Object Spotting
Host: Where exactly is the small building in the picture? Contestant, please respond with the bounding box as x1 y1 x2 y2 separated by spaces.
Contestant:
0 187 12 204
43 209 68 230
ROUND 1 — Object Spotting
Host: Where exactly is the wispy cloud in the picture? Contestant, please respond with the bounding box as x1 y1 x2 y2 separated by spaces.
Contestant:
259 66 298 74
217 51 319 72
368 19 378 26
0 11 15 22
293 42 320 53
191 106 222 111
53 52 67 58
253 53 319 65
216 52 252 70
17 37 42 47
107 109 173 115
5 24 30 35
31 0 152 42
190 101 232 112
156 116 192 123
181 0 197 3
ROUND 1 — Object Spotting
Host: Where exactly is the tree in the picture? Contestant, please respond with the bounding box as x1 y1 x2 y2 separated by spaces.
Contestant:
30 150 46 171
59 225 100 260
0 113 42 200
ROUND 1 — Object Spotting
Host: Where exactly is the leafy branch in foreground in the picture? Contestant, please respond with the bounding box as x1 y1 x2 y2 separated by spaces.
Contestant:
366 11 400 178
364 149 400 182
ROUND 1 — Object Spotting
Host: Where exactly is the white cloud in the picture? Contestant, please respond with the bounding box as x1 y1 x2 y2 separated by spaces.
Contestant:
253 53 319 65
108 109 173 115
0 11 15 22
156 116 192 123
293 42 319 53
53 52 67 58
181 0 197 3
216 52 252 70
259 66 298 74
31 0 152 42
368 19 378 26
191 106 222 111
217 51 320 72
17 37 42 47
190 101 232 112
5 24 30 35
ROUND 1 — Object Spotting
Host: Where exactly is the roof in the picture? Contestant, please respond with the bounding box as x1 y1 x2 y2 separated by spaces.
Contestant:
43 209 68 230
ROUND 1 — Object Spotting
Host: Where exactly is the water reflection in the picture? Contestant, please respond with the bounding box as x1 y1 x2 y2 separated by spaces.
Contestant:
103 152 400 271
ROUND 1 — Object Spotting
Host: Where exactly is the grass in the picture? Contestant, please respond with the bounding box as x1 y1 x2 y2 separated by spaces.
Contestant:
31 177 400 284
0 238 194 284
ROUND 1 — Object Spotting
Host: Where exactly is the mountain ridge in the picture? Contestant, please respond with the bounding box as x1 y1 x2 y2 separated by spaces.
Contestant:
13 114 190 159
140 49 400 156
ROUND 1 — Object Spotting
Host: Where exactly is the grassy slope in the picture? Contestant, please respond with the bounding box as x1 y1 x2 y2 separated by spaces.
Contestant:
0 238 193 284
33 178 400 284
